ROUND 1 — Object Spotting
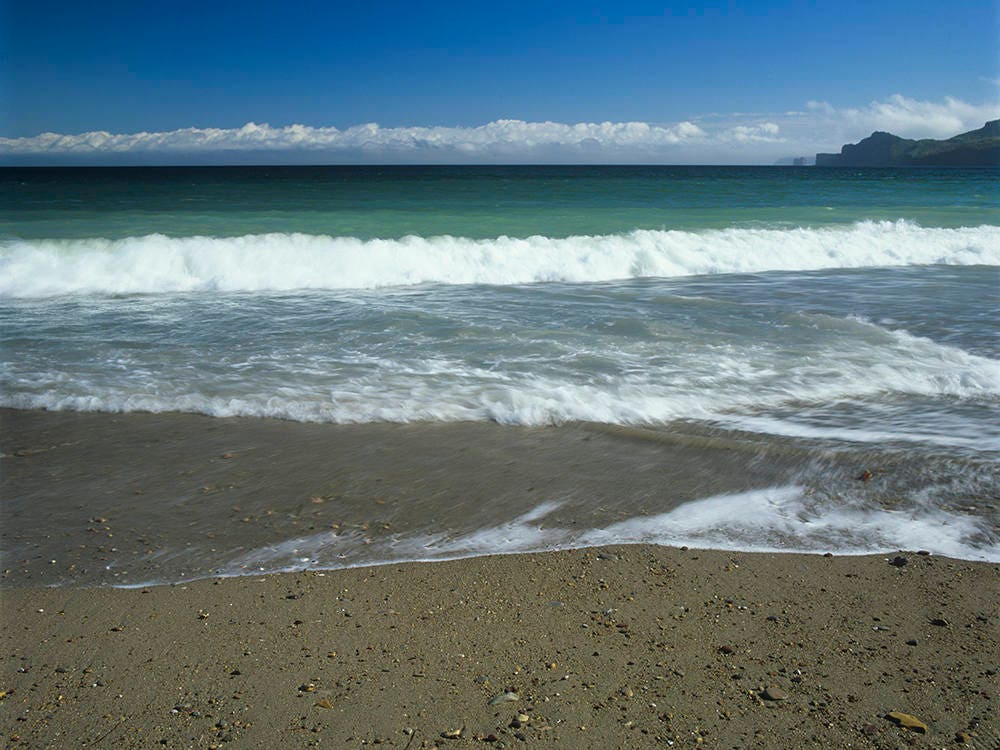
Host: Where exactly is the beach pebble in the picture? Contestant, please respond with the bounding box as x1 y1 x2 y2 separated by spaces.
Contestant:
888 556 908 567
441 726 463 739
887 711 928 733
488 691 519 706
762 686 789 701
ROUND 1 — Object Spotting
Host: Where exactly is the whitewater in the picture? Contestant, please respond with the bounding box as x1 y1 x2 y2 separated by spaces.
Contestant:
2 221 998 297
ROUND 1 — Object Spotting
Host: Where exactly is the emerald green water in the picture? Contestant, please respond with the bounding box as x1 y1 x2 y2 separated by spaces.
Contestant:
3 165 997 239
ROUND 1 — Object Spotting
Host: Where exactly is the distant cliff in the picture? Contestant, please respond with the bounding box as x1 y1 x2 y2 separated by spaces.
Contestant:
816 120 1000 167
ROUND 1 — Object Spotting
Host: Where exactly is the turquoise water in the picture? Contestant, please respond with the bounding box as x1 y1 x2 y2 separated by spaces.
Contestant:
3 166 997 239
1 165 999 567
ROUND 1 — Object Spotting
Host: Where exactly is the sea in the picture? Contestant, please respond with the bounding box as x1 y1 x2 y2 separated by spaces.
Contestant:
2 165 999 583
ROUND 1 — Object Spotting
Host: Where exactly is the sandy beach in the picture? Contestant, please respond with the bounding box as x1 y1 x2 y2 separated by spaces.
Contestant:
5 3 1000 744
3 545 997 749
2 408 998 748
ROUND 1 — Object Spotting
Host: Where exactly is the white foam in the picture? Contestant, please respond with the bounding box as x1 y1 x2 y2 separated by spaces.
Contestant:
213 488 999 583
4 322 997 436
407 488 997 561
2 220 998 298
712 413 1000 451
577 487 998 561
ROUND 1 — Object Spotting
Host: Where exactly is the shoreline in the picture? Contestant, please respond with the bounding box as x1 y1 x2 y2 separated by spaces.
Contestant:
0 406 837 589
3 407 998 746
3 406 996 591
3 545 997 748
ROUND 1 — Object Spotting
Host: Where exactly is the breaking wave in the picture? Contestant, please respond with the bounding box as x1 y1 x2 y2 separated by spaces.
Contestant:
2 220 998 298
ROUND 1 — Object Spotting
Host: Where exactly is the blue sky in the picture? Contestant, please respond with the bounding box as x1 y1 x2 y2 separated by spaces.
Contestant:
2 1 998 163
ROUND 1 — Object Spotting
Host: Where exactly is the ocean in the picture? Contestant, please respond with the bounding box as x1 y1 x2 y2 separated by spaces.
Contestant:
2 165 999 585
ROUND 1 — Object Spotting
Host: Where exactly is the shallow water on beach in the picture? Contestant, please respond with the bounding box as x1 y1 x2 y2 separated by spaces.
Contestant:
1 166 998 583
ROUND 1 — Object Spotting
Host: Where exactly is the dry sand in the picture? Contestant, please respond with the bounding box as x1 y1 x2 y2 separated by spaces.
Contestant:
3 545 997 749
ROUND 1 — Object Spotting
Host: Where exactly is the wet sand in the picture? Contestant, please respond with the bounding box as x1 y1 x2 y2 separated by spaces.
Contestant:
3 546 997 749
1 408 809 588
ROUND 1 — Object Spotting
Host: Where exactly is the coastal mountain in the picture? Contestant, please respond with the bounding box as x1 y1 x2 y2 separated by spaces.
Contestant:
816 120 1000 166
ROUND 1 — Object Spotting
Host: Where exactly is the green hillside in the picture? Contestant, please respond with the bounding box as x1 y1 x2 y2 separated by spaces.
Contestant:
816 120 1000 166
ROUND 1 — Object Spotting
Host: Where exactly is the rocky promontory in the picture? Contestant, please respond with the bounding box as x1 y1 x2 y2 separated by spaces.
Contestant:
816 120 1000 167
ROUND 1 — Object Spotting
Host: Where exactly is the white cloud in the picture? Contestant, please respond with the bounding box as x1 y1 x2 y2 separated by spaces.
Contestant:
803 94 1000 141
723 122 782 143
0 119 710 159
1 94 996 164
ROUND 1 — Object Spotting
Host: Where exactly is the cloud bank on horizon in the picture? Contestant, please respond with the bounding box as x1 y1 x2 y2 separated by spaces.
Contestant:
3 95 998 164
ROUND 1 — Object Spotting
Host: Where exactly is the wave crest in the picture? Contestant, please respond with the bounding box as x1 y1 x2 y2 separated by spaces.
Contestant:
2 221 998 298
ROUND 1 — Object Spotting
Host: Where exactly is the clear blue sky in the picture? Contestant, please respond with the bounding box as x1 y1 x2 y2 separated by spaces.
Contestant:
1 1 997 163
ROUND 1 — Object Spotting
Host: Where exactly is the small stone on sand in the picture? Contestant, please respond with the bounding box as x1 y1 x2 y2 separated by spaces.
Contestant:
488 691 519 706
762 686 788 701
886 711 928 733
